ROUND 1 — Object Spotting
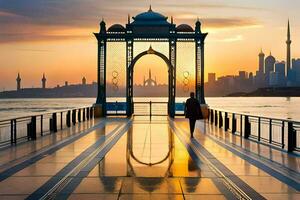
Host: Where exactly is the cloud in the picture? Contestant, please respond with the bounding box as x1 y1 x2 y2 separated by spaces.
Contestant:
0 0 262 43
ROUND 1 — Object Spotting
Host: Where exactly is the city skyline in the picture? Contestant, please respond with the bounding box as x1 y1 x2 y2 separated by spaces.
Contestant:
0 0 300 90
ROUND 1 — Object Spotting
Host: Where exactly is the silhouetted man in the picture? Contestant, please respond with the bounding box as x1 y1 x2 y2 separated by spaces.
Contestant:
185 92 202 138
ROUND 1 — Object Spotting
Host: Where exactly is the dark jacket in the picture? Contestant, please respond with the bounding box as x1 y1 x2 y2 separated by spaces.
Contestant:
185 97 202 119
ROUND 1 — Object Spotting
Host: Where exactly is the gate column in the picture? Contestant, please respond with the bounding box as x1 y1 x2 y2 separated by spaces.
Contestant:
126 34 134 116
169 37 176 118
94 20 107 117
195 20 208 119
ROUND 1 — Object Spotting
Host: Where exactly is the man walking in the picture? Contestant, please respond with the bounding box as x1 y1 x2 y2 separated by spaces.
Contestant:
185 92 202 138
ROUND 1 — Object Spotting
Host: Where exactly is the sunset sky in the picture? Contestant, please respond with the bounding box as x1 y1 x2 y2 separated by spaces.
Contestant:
0 0 299 90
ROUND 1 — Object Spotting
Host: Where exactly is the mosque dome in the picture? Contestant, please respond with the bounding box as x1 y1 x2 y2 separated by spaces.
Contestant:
107 24 126 32
132 7 169 25
176 24 194 32
265 53 276 63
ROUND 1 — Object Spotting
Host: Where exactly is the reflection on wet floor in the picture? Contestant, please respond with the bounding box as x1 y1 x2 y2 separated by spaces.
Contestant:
89 120 202 177
72 118 231 200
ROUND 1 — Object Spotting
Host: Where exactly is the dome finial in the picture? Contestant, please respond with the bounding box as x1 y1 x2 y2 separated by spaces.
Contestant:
149 5 152 12
147 45 155 54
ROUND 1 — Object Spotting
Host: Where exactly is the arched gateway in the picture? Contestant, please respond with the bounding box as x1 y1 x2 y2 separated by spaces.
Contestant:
94 7 208 118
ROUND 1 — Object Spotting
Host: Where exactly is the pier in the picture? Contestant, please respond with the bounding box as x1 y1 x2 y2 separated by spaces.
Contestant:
0 105 299 199
0 7 299 200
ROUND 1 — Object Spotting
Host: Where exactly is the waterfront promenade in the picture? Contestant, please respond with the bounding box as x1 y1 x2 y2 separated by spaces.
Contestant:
0 115 299 200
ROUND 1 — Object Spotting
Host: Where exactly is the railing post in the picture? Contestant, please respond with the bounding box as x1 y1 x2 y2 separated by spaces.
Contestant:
86 108 90 120
31 116 37 140
219 111 223 128
40 115 43 136
258 117 261 141
240 115 243 136
281 121 285 149
83 108 86 121
60 112 63 130
90 107 93 118
214 110 218 126
210 109 214 124
269 119 272 143
224 112 229 131
244 115 250 139
287 122 296 152
13 119 17 144
52 113 57 133
10 119 14 144
232 113 236 134
78 109 81 122
66 110 71 127
72 109 76 125
150 101 152 119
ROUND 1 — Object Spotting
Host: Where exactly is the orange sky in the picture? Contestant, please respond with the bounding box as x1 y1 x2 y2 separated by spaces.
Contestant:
0 0 299 90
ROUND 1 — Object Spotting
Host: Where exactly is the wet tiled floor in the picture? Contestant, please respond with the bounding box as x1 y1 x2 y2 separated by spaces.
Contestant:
0 117 299 199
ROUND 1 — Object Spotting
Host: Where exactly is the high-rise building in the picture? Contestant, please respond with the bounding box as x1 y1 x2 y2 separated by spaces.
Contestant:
286 20 292 77
42 73 46 89
208 73 216 84
16 73 21 91
274 62 286 86
238 71 247 79
258 49 265 73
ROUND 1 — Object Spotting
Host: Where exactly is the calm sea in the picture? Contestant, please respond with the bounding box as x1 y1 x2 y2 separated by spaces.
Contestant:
0 97 299 121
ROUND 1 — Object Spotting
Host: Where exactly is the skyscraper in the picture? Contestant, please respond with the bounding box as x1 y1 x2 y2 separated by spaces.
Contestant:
286 20 291 76
42 73 46 89
16 73 21 91
258 49 265 73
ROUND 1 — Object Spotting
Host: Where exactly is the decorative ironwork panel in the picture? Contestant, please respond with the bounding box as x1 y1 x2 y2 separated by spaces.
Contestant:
106 42 126 100
133 42 169 58
176 42 196 101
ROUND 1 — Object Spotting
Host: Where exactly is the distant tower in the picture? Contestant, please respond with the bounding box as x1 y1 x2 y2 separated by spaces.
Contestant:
258 49 265 73
42 73 46 89
265 52 276 85
286 20 292 77
82 77 86 85
16 73 21 91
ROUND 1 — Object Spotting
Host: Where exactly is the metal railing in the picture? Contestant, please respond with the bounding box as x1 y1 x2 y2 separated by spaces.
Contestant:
106 101 186 116
208 108 300 153
133 101 168 117
0 106 94 147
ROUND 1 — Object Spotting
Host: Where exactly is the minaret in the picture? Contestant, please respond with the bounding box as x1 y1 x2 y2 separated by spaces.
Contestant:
42 73 46 89
258 49 265 73
286 19 291 76
82 77 87 85
16 73 21 91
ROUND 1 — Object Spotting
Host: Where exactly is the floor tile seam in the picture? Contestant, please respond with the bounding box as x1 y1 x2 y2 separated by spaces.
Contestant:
205 125 296 161
0 120 113 181
205 132 300 178
204 121 300 158
0 119 106 170
169 122 240 199
29 120 132 200
170 120 266 200
197 125 300 189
